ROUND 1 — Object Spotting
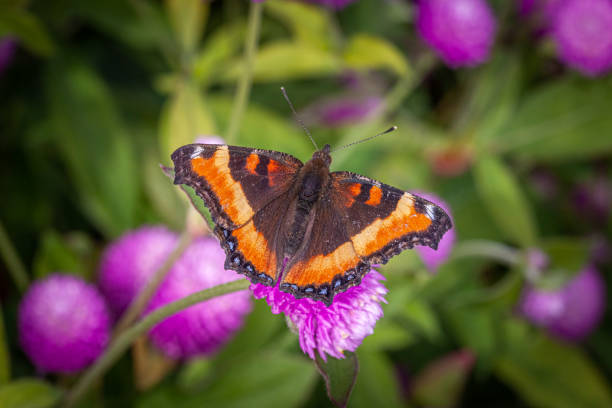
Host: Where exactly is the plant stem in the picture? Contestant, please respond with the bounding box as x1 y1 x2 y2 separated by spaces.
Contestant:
451 240 521 266
113 231 194 335
63 279 250 407
225 1 263 144
0 220 29 293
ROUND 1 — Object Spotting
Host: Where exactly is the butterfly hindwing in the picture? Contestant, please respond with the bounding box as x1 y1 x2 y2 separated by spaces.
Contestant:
172 144 302 285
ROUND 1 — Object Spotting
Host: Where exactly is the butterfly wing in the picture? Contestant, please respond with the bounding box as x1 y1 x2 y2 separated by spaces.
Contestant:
279 171 452 305
172 144 302 285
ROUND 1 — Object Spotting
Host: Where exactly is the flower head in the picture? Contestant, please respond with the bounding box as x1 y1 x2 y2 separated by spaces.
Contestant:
19 274 110 373
251 269 387 361
195 135 225 145
99 226 179 316
551 0 612 76
414 193 455 273
416 0 497 67
519 265 606 341
146 237 252 359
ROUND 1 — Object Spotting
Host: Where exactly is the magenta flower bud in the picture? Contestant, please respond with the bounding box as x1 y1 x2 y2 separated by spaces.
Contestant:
0 37 17 76
519 265 606 341
99 226 179 316
18 274 111 373
304 0 357 10
413 193 455 273
146 237 252 359
551 0 612 76
416 0 497 67
251 269 387 361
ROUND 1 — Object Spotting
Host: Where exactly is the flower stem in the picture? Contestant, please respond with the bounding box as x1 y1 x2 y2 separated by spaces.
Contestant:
225 1 263 144
451 240 521 266
63 279 250 407
0 220 29 293
113 230 194 335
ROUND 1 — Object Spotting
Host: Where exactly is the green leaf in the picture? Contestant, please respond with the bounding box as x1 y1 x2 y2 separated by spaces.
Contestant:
496 320 612 408
193 21 246 86
0 379 61 408
343 34 410 76
350 351 403 408
411 350 476 408
159 81 216 164
498 79 612 162
444 306 497 363
165 0 207 54
0 306 9 384
315 352 359 408
473 156 537 247
221 41 341 83
32 230 95 280
265 0 335 50
46 62 139 238
143 152 186 230
0 7 54 55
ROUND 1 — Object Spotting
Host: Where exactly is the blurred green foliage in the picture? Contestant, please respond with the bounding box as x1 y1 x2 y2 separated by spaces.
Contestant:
1 0 611 407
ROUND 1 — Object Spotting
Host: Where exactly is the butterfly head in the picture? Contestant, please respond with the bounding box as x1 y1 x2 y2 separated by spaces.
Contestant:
311 144 332 168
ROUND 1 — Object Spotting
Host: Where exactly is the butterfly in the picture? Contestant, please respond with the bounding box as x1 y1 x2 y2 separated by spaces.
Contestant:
171 142 452 306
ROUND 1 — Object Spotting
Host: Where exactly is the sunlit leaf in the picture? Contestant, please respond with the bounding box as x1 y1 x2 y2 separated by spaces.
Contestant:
165 0 207 54
315 352 359 408
0 379 60 408
193 21 246 85
343 34 410 76
473 156 537 247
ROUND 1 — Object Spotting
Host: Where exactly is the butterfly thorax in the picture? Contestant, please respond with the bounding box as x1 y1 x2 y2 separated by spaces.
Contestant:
283 145 332 258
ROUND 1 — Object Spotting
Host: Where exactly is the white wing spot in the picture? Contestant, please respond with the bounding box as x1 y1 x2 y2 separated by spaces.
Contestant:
425 203 436 220
190 146 204 159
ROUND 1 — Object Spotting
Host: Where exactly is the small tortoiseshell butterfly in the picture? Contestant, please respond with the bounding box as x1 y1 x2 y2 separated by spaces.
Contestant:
171 140 452 306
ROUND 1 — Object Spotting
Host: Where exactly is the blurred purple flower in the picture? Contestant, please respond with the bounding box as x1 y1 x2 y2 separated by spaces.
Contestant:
99 226 179 316
304 95 384 128
0 37 17 76
518 0 562 18
571 175 612 224
551 0 612 76
414 192 455 273
19 274 110 373
251 269 388 361
195 135 225 145
520 265 606 341
304 0 357 10
416 0 497 67
146 237 252 359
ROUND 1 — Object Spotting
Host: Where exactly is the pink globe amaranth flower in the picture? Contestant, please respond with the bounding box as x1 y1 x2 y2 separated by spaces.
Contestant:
519 265 606 341
304 0 357 10
551 0 612 76
99 226 179 316
19 274 111 373
413 192 455 273
146 237 252 359
251 269 387 361
416 0 497 67
0 37 17 76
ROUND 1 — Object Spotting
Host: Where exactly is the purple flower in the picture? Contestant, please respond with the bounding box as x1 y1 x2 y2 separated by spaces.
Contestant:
304 0 357 10
303 95 384 128
194 135 225 145
18 274 110 373
519 265 606 341
0 37 17 76
146 237 252 359
571 175 612 224
251 270 387 361
99 226 179 316
416 0 497 67
414 193 455 273
551 0 612 76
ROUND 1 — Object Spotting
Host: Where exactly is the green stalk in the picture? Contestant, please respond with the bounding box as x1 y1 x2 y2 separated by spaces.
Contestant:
113 231 194 335
451 240 521 266
0 220 29 293
225 1 263 144
63 279 250 407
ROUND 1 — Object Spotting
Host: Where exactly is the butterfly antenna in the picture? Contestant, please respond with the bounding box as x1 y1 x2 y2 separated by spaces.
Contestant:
330 126 398 153
280 86 319 151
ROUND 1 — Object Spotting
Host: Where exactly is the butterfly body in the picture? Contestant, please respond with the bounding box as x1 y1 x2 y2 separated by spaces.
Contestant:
172 143 451 306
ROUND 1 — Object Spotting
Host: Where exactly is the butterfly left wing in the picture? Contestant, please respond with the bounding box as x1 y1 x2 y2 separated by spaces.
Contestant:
280 171 452 305
172 143 302 285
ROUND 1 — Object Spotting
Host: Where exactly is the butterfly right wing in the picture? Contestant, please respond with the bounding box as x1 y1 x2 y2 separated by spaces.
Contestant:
172 143 302 285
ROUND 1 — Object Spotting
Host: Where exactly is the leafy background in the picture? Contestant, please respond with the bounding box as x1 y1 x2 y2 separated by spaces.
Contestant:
1 0 612 407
